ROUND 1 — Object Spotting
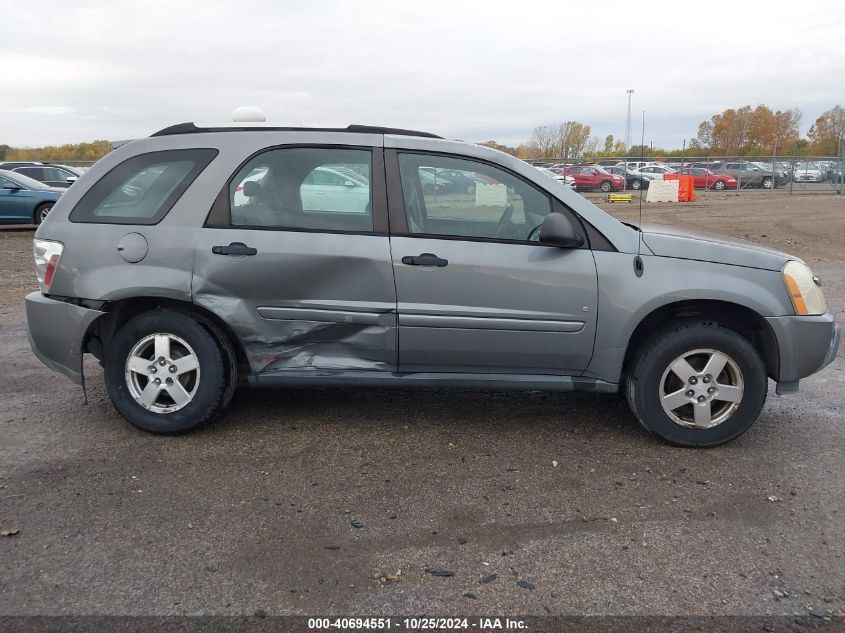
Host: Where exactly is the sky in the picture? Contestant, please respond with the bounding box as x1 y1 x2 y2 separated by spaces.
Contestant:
2 0 844 149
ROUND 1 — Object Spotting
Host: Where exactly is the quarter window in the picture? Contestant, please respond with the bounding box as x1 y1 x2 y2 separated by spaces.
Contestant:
69 149 217 224
229 147 372 232
397 153 552 241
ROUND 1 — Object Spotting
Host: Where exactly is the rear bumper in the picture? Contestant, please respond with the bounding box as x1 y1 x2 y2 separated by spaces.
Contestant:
766 313 841 385
25 292 105 385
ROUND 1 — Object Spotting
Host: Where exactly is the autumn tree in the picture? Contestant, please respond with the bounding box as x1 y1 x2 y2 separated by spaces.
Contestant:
807 106 845 155
4 140 113 162
693 105 801 155
556 121 598 159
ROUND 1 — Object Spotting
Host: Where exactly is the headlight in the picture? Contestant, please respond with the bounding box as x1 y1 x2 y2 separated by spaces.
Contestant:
782 260 827 315
33 239 64 293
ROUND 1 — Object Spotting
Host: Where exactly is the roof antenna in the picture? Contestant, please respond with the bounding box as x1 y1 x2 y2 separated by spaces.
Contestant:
634 110 645 278
232 106 266 123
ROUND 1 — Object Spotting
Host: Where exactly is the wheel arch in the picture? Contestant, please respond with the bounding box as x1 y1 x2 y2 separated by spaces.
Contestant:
622 299 779 380
83 296 248 375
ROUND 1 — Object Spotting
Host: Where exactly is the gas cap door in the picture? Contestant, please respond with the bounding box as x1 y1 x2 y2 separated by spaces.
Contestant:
117 232 148 263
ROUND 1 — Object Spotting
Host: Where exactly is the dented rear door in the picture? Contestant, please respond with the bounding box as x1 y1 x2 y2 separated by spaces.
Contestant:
191 145 397 374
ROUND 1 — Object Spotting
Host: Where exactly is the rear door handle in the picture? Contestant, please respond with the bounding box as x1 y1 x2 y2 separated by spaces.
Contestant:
401 253 448 267
212 242 258 256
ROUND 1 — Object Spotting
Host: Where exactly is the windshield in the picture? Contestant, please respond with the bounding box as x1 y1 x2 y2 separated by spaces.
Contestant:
0 169 50 189
796 162 819 170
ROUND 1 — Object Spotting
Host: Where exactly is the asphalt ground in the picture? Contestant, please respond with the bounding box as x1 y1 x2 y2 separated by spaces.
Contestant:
0 194 843 621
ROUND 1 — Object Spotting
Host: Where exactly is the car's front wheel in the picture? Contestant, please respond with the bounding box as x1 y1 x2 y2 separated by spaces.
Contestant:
625 321 767 447
104 311 229 433
600 180 612 192
713 179 726 190
761 177 773 189
630 179 642 190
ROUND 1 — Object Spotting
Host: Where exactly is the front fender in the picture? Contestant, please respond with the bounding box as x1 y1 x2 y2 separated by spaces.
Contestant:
585 251 793 383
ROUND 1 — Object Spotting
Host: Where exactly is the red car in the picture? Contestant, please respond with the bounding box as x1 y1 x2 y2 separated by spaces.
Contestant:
564 165 625 192
678 168 738 191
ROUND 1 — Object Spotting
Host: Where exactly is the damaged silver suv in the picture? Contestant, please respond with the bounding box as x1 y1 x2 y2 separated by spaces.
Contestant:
26 122 840 446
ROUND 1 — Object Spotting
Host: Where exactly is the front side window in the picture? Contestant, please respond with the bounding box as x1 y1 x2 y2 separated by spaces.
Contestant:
229 147 372 232
70 149 217 224
397 153 552 242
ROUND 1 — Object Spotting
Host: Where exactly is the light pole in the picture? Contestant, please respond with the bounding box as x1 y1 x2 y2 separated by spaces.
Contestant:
624 89 635 153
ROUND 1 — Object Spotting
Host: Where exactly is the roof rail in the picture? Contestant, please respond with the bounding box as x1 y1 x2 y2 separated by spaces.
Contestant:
150 122 441 139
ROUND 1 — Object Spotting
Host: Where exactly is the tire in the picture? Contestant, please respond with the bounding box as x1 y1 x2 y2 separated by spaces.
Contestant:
631 179 642 190
624 321 767 447
34 203 53 225
104 310 229 433
761 177 773 189
713 179 726 191
600 180 612 192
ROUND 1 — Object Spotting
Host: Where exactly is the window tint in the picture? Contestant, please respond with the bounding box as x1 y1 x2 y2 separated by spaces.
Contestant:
397 153 552 241
15 167 44 180
230 147 372 232
70 149 217 224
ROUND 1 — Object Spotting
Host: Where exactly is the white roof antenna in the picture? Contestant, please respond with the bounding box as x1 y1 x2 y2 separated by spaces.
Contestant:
232 106 266 123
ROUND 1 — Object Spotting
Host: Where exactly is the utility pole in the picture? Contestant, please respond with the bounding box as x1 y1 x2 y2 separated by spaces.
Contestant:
624 89 635 152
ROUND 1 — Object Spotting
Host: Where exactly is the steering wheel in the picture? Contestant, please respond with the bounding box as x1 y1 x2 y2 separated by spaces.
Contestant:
493 204 515 238
526 223 543 242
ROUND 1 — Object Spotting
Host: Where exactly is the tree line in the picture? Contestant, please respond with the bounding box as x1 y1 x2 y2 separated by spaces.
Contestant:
2 105 843 163
480 104 845 160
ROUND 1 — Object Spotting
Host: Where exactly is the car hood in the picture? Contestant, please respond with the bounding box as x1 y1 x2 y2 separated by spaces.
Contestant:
641 224 794 271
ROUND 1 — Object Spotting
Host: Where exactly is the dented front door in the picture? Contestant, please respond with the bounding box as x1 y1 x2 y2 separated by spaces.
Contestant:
192 230 396 373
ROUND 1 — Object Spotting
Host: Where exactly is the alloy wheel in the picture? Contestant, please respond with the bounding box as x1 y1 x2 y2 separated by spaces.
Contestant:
659 348 744 429
125 333 201 413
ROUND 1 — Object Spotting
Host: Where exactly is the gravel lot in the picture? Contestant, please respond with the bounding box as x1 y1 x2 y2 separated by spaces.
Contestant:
0 194 843 618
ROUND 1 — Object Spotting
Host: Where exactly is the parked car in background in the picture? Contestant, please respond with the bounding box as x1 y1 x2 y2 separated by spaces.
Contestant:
636 165 677 182
0 170 63 224
423 168 477 194
792 162 824 183
709 161 776 188
1 162 81 188
535 166 577 190
564 165 625 192
595 159 623 167
677 168 738 190
25 121 839 447
604 165 649 190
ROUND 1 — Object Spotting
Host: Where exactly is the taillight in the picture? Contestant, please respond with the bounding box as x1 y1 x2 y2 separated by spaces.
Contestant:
33 239 64 294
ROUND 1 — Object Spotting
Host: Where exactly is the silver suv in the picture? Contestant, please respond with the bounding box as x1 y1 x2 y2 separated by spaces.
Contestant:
25 123 840 446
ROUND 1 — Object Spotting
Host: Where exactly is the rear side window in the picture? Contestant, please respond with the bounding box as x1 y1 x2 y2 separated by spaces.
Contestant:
228 147 373 232
69 149 217 224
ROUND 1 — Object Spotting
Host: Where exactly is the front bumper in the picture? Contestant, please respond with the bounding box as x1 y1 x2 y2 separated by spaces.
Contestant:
766 313 841 388
25 292 105 385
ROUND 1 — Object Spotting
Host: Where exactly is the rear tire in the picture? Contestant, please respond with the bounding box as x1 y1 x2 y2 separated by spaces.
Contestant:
105 311 229 433
34 203 53 225
625 321 767 447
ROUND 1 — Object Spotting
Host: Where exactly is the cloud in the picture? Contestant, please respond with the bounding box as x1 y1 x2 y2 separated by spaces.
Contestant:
1 106 76 115
1 0 843 147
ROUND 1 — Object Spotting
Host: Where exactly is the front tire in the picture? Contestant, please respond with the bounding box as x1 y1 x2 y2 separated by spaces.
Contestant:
600 180 612 192
625 321 767 447
631 179 642 190
713 179 726 191
105 311 229 433
761 177 773 189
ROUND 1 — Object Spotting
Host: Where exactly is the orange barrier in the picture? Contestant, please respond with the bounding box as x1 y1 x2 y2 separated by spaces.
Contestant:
664 174 696 202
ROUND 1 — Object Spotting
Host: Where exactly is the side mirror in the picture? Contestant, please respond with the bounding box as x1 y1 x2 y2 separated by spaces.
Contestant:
344 180 355 187
66 176 78 182
539 212 584 248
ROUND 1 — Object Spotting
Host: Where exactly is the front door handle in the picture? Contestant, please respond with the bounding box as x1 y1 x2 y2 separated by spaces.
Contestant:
401 253 448 267
212 242 258 256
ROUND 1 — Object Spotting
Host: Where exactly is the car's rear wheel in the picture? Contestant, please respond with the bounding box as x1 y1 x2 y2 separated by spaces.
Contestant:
34 203 53 225
625 321 767 447
104 311 229 433
713 179 726 190
600 180 612 192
